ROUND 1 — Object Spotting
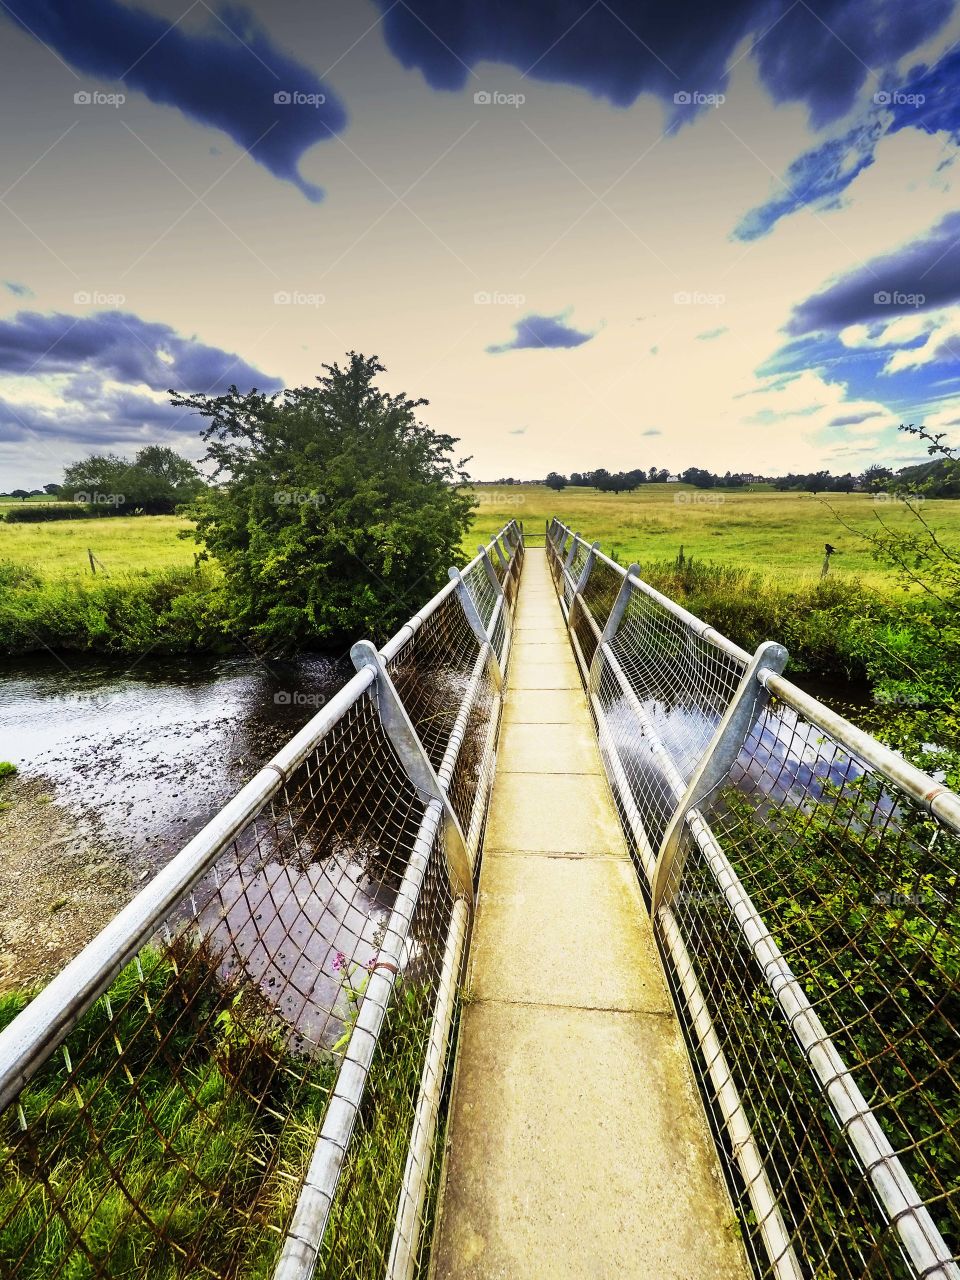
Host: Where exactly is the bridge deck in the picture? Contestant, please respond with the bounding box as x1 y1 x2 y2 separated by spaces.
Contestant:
431 548 748 1279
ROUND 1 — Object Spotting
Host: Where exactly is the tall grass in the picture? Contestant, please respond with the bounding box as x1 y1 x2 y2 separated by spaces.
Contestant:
0 562 229 655
0 946 441 1279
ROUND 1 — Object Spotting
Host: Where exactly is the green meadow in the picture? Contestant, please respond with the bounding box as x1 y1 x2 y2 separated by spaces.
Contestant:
470 484 960 589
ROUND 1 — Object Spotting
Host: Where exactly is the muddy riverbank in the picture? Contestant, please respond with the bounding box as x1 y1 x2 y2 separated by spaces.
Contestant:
0 774 130 991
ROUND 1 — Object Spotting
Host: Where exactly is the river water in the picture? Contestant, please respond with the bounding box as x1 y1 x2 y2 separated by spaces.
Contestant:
0 653 351 878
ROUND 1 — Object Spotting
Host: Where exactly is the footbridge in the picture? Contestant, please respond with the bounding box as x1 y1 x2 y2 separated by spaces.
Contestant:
0 520 958 1280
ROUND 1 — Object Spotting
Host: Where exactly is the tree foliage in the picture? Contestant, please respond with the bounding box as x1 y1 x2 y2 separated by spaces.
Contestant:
171 352 475 653
62 446 203 514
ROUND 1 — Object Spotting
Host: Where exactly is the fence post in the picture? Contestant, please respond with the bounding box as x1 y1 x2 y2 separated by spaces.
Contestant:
350 640 474 907
601 563 639 644
448 567 503 688
492 537 509 572
650 639 788 914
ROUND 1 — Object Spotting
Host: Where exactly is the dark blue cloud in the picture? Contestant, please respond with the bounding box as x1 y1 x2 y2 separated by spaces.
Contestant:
787 211 960 334
828 410 882 426
3 282 32 297
372 0 950 127
2 1 347 200
737 46 960 239
486 311 595 353
0 309 282 392
0 384 190 444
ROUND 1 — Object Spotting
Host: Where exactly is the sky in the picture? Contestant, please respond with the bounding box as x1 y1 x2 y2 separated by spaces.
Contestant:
2 0 960 487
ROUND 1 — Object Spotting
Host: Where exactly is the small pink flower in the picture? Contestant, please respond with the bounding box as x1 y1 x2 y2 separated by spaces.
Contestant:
366 955 379 971
332 950 347 972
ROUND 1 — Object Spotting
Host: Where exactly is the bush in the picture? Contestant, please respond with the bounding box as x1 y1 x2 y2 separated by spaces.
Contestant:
3 506 97 524
0 566 230 655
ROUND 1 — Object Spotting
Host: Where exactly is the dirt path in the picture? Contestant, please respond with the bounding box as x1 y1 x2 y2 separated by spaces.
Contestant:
0 776 131 993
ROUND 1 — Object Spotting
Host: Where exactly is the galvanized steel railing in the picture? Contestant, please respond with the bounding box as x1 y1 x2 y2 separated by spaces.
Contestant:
546 518 960 1280
0 520 523 1280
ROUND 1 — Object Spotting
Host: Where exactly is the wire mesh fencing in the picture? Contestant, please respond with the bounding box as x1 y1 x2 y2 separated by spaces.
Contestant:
0 520 522 1280
547 519 960 1280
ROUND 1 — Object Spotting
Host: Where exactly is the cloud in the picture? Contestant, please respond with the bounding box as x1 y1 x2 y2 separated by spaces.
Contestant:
372 0 950 128
0 309 282 392
736 44 960 239
3 282 32 297
2 0 347 200
508 426 527 434
696 327 727 340
0 384 187 444
786 211 960 334
828 410 882 426
486 310 595 353
641 428 662 436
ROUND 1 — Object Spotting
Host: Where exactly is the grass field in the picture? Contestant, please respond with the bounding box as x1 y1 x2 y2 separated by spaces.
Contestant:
0 515 198 577
3 486 957 589
471 485 960 588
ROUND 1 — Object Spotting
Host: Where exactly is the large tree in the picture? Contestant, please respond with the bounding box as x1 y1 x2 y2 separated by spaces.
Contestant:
171 352 475 652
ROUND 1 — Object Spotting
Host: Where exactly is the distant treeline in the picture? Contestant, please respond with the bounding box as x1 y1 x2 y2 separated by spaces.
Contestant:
511 459 960 498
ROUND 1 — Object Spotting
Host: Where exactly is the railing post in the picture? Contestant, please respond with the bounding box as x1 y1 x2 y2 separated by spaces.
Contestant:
492 537 509 571
448 567 503 688
351 640 474 908
600 563 639 644
651 639 788 914
563 531 580 573
573 541 599 596
479 545 506 600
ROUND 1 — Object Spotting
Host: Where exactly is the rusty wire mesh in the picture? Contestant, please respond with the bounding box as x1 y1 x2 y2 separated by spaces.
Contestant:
546 519 960 1280
0 521 523 1280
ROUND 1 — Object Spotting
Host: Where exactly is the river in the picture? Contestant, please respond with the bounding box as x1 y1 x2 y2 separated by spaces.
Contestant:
0 652 351 879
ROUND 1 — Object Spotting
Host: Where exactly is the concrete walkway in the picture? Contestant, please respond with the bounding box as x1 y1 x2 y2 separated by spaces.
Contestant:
431 548 748 1280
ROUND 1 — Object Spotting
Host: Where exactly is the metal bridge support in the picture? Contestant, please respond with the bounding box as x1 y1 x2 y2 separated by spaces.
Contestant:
562 530 580 574
650 639 789 914
599 562 640 646
350 640 475 909
448 566 504 688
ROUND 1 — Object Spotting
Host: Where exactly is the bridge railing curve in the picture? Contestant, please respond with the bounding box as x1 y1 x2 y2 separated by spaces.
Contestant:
0 519 524 1280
